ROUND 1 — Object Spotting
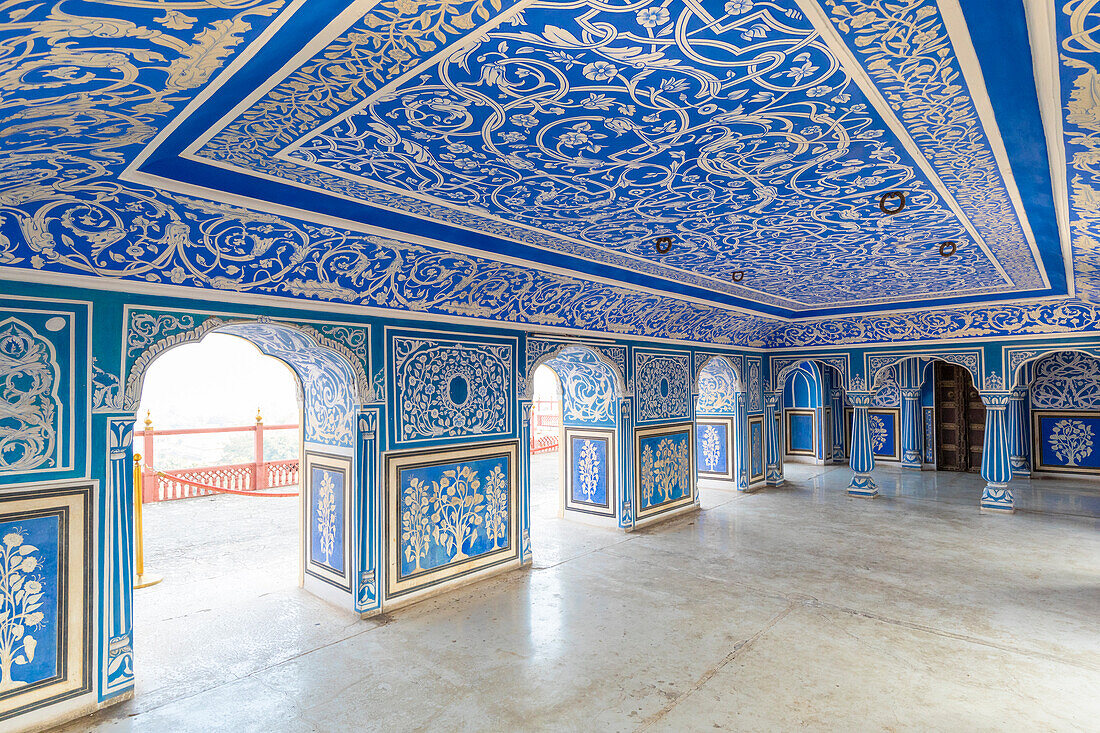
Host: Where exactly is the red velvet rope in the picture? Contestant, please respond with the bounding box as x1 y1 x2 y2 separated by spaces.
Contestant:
155 471 299 498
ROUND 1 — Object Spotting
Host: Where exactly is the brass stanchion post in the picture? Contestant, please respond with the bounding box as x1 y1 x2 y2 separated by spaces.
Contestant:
134 453 162 589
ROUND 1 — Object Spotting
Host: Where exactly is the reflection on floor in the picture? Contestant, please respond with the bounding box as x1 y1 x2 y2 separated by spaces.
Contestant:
57 460 1100 731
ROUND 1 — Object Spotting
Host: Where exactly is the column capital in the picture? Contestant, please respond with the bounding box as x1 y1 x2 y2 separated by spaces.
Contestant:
979 391 1010 408
764 391 781 408
847 391 873 407
1009 387 1029 400
901 388 921 400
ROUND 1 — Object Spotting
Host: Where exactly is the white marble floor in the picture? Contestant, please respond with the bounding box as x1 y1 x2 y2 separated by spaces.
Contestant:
55 457 1100 732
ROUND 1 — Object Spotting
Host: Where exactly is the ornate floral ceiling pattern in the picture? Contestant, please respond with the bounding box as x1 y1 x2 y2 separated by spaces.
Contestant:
0 0 1094 347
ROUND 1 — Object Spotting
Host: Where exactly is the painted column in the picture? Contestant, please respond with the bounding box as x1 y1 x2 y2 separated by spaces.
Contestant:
764 391 784 486
830 388 846 462
736 392 749 491
979 392 1014 512
101 415 136 699
900 388 923 470
355 408 382 614
847 391 877 497
519 400 534 559
1008 388 1031 477
619 396 635 528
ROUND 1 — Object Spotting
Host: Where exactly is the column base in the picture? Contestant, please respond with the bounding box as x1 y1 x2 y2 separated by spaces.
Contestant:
901 462 923 471
980 483 1015 513
765 478 785 487
847 473 877 497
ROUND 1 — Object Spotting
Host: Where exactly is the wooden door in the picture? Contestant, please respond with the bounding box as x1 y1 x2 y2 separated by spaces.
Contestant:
934 362 967 471
934 363 985 472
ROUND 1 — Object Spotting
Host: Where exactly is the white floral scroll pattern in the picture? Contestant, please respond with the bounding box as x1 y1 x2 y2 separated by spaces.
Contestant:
393 338 512 441
826 0 1041 290
0 1 783 347
636 353 691 422
284 0 1019 305
549 348 617 425
869 415 888 452
1049 419 1094 467
316 470 337 566
0 319 59 472
1031 352 1100 410
748 360 762 412
0 529 47 691
577 440 601 503
697 358 739 415
701 426 721 472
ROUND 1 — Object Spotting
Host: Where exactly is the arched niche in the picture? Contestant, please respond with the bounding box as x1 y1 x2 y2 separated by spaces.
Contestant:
694 356 745 487
780 361 826 464
1012 349 1100 477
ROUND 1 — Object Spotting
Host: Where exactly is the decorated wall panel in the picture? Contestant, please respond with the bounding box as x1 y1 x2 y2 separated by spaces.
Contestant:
0 483 91 723
1033 412 1100 475
0 303 88 485
389 332 515 446
386 442 518 601
546 348 618 428
845 408 901 462
565 429 615 517
696 419 733 481
304 452 352 592
696 358 739 417
785 410 816 457
635 424 694 522
635 351 691 425
748 416 765 484
1030 352 1100 410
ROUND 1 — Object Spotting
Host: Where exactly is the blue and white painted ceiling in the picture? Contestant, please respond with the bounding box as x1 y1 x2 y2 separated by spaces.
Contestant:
3 0 1100 345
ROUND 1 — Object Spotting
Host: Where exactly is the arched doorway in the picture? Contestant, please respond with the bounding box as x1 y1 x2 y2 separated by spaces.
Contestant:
118 318 366 706
527 346 622 529
131 333 311 704
530 363 563 519
694 356 744 489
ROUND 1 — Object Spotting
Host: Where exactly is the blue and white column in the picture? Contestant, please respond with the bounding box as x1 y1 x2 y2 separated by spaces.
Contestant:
1008 387 1031 478
830 388 846 462
764 391 784 486
736 392 749 491
847 391 877 497
900 388 923 470
979 391 1014 512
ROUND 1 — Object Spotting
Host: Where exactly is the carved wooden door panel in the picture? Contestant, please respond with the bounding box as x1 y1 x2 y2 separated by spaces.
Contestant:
935 362 968 471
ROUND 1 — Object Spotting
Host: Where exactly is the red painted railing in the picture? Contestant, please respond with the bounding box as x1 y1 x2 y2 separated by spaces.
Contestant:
530 399 561 453
136 412 299 502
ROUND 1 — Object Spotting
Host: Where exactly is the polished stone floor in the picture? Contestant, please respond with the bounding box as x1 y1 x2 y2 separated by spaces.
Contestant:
57 457 1100 731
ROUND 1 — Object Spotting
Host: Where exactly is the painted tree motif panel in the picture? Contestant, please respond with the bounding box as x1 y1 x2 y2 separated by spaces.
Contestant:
387 442 518 600
1033 412 1100 475
635 424 694 521
565 430 615 517
391 334 514 445
0 485 90 723
749 416 764 483
304 453 352 592
696 420 732 480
